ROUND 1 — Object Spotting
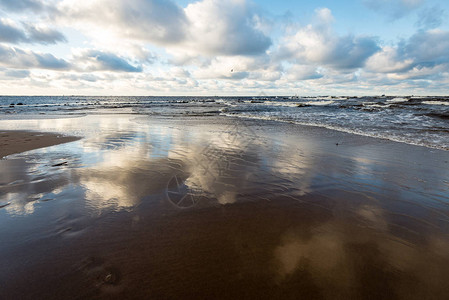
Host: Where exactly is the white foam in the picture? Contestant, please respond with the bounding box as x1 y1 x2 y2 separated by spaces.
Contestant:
264 101 300 107
220 113 449 151
303 100 335 106
363 103 391 108
422 101 449 106
386 98 408 103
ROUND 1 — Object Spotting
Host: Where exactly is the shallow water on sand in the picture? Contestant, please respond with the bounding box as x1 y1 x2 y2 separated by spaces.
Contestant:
1 115 449 299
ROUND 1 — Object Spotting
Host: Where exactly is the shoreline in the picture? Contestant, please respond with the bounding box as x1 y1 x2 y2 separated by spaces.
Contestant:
0 113 447 163
1 112 448 152
223 113 449 152
0 130 80 159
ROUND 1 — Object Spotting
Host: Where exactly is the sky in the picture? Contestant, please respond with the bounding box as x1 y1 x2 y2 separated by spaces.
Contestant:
0 0 448 96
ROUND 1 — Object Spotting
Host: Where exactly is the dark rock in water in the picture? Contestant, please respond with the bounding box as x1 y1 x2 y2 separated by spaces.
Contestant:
251 100 264 103
297 103 311 107
10 103 14 106
17 102 24 105
52 161 68 167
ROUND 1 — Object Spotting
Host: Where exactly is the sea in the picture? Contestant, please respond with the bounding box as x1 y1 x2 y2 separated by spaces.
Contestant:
1 95 448 150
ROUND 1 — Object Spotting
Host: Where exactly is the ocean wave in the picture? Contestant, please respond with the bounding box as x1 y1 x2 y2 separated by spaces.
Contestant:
362 103 391 109
221 113 449 151
386 97 409 103
303 100 335 106
263 101 301 107
425 112 449 120
422 101 449 106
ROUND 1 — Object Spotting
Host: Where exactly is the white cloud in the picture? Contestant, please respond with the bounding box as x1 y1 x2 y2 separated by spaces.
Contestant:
182 0 271 56
278 8 380 70
404 29 449 65
57 0 271 58
57 0 188 45
0 68 30 79
0 44 69 69
285 65 323 81
23 23 67 44
0 18 66 44
0 18 27 43
190 53 284 83
387 64 448 80
365 46 414 73
365 29 449 81
71 49 143 72
315 7 334 24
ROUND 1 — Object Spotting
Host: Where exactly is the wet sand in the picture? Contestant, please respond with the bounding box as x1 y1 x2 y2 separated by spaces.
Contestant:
0 115 449 299
0 130 79 159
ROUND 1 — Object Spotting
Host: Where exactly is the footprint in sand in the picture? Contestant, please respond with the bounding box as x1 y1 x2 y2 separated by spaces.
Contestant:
78 257 123 293
55 215 87 238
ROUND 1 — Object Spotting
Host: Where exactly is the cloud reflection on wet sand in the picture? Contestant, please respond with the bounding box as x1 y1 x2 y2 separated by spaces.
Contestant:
274 216 449 299
0 158 71 215
0 115 449 299
75 157 185 210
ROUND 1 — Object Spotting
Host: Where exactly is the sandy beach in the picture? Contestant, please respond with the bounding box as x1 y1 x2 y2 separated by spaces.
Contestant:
1 114 449 299
0 130 79 159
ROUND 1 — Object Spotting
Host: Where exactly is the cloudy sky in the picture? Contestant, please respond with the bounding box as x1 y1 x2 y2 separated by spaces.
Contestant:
0 0 448 96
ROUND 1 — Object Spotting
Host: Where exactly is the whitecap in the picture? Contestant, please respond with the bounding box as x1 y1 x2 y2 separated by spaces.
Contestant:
386 98 408 103
422 101 449 106
303 100 335 106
